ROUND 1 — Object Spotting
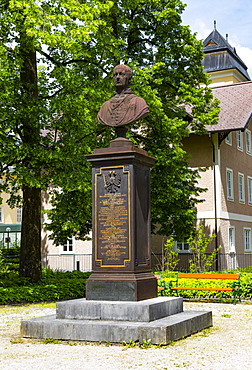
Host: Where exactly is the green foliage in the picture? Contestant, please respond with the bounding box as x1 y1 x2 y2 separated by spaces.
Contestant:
188 225 220 272
0 268 91 305
157 271 252 300
139 339 153 349
40 338 62 344
0 1 219 268
152 237 179 271
164 236 179 271
0 250 9 273
238 266 252 273
122 339 136 348
0 247 20 271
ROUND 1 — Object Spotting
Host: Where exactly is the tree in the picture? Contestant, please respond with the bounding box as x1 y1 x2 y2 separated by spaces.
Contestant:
0 0 219 282
0 0 112 281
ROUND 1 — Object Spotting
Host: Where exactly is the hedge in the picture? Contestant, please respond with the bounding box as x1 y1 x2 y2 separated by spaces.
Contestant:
0 269 91 305
159 272 252 300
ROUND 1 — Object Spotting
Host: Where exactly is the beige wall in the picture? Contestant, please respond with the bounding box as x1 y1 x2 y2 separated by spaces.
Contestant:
183 134 215 213
208 69 247 86
183 134 213 168
41 191 92 256
0 192 21 225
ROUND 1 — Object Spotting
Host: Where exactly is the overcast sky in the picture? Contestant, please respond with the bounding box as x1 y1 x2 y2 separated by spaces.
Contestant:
182 0 252 78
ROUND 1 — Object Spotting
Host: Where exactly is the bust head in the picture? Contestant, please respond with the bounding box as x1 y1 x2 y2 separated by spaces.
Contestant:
113 64 133 93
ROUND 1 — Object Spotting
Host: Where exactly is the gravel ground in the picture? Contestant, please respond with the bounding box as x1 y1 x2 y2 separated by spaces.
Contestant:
0 301 252 370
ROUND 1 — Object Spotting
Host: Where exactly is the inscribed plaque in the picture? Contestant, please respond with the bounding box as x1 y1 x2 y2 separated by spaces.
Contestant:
94 166 131 267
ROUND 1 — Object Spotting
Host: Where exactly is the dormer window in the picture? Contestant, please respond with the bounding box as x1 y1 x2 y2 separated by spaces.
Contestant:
206 39 217 47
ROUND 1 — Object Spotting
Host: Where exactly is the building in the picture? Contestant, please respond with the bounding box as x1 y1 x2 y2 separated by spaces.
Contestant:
40 192 92 271
202 21 250 86
0 191 21 249
181 25 252 270
0 189 92 271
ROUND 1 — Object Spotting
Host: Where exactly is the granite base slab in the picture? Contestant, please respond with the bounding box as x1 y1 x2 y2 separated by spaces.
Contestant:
20 297 212 345
56 297 183 322
20 310 212 345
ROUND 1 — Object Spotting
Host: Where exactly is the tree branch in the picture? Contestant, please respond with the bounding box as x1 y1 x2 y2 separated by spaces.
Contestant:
39 88 64 100
39 50 108 74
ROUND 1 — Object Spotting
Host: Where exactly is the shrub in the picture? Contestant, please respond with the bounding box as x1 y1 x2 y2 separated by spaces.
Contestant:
164 237 179 271
187 225 221 272
0 268 91 304
158 270 252 300
0 250 10 273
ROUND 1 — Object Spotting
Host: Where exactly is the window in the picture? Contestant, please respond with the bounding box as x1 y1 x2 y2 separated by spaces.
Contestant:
238 173 245 203
226 169 234 200
237 130 243 150
244 228 252 252
17 208 22 223
175 241 190 253
246 130 251 154
225 132 232 145
228 227 235 252
62 238 74 253
248 177 252 205
0 207 3 223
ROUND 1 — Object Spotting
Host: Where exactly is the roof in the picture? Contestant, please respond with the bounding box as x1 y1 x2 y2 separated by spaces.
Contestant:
202 28 250 81
206 81 252 132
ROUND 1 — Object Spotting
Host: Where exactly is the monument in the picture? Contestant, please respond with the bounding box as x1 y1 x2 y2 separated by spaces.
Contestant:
20 65 212 344
86 64 157 301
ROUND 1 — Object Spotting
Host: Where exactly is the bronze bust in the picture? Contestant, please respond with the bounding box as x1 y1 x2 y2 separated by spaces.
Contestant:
97 65 149 127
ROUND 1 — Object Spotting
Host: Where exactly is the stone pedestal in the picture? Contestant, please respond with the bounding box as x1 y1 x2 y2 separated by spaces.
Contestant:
20 297 212 345
85 137 157 301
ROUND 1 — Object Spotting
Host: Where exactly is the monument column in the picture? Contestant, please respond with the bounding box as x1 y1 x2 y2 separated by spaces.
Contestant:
86 136 157 301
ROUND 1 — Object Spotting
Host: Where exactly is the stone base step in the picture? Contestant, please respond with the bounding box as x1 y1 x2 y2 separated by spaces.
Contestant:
56 297 183 322
21 310 212 345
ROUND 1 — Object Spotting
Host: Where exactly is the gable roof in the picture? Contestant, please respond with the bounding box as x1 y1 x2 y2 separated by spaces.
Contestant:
207 81 252 133
202 28 250 81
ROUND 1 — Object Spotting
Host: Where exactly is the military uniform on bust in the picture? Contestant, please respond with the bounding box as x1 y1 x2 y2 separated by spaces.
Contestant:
97 65 149 128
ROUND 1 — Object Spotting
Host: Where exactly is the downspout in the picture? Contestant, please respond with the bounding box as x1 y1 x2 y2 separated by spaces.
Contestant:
209 133 219 271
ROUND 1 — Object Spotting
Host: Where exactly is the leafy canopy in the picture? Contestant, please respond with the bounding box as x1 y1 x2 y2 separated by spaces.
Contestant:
0 0 219 245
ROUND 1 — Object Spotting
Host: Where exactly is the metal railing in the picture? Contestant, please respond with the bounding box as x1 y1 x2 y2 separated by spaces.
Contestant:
4 252 252 272
151 252 252 272
41 253 92 272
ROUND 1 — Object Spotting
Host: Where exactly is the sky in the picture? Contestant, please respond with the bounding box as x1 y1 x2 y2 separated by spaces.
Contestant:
181 0 252 78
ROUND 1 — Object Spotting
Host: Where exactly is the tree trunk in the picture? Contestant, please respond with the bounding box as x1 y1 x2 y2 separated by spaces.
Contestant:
18 29 42 282
19 185 42 282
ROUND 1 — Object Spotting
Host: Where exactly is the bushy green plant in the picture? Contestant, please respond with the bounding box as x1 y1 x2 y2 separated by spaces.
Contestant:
238 266 252 273
1 247 20 272
0 250 9 274
188 225 221 272
156 270 252 301
153 237 179 271
164 237 179 271
0 268 91 304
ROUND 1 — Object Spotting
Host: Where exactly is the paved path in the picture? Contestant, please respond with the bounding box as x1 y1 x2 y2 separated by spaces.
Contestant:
0 301 252 369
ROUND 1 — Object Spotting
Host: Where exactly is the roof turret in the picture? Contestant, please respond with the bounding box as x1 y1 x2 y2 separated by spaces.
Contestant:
202 22 250 81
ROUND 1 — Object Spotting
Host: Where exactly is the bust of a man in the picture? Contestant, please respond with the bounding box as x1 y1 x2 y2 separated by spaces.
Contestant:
97 65 149 127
